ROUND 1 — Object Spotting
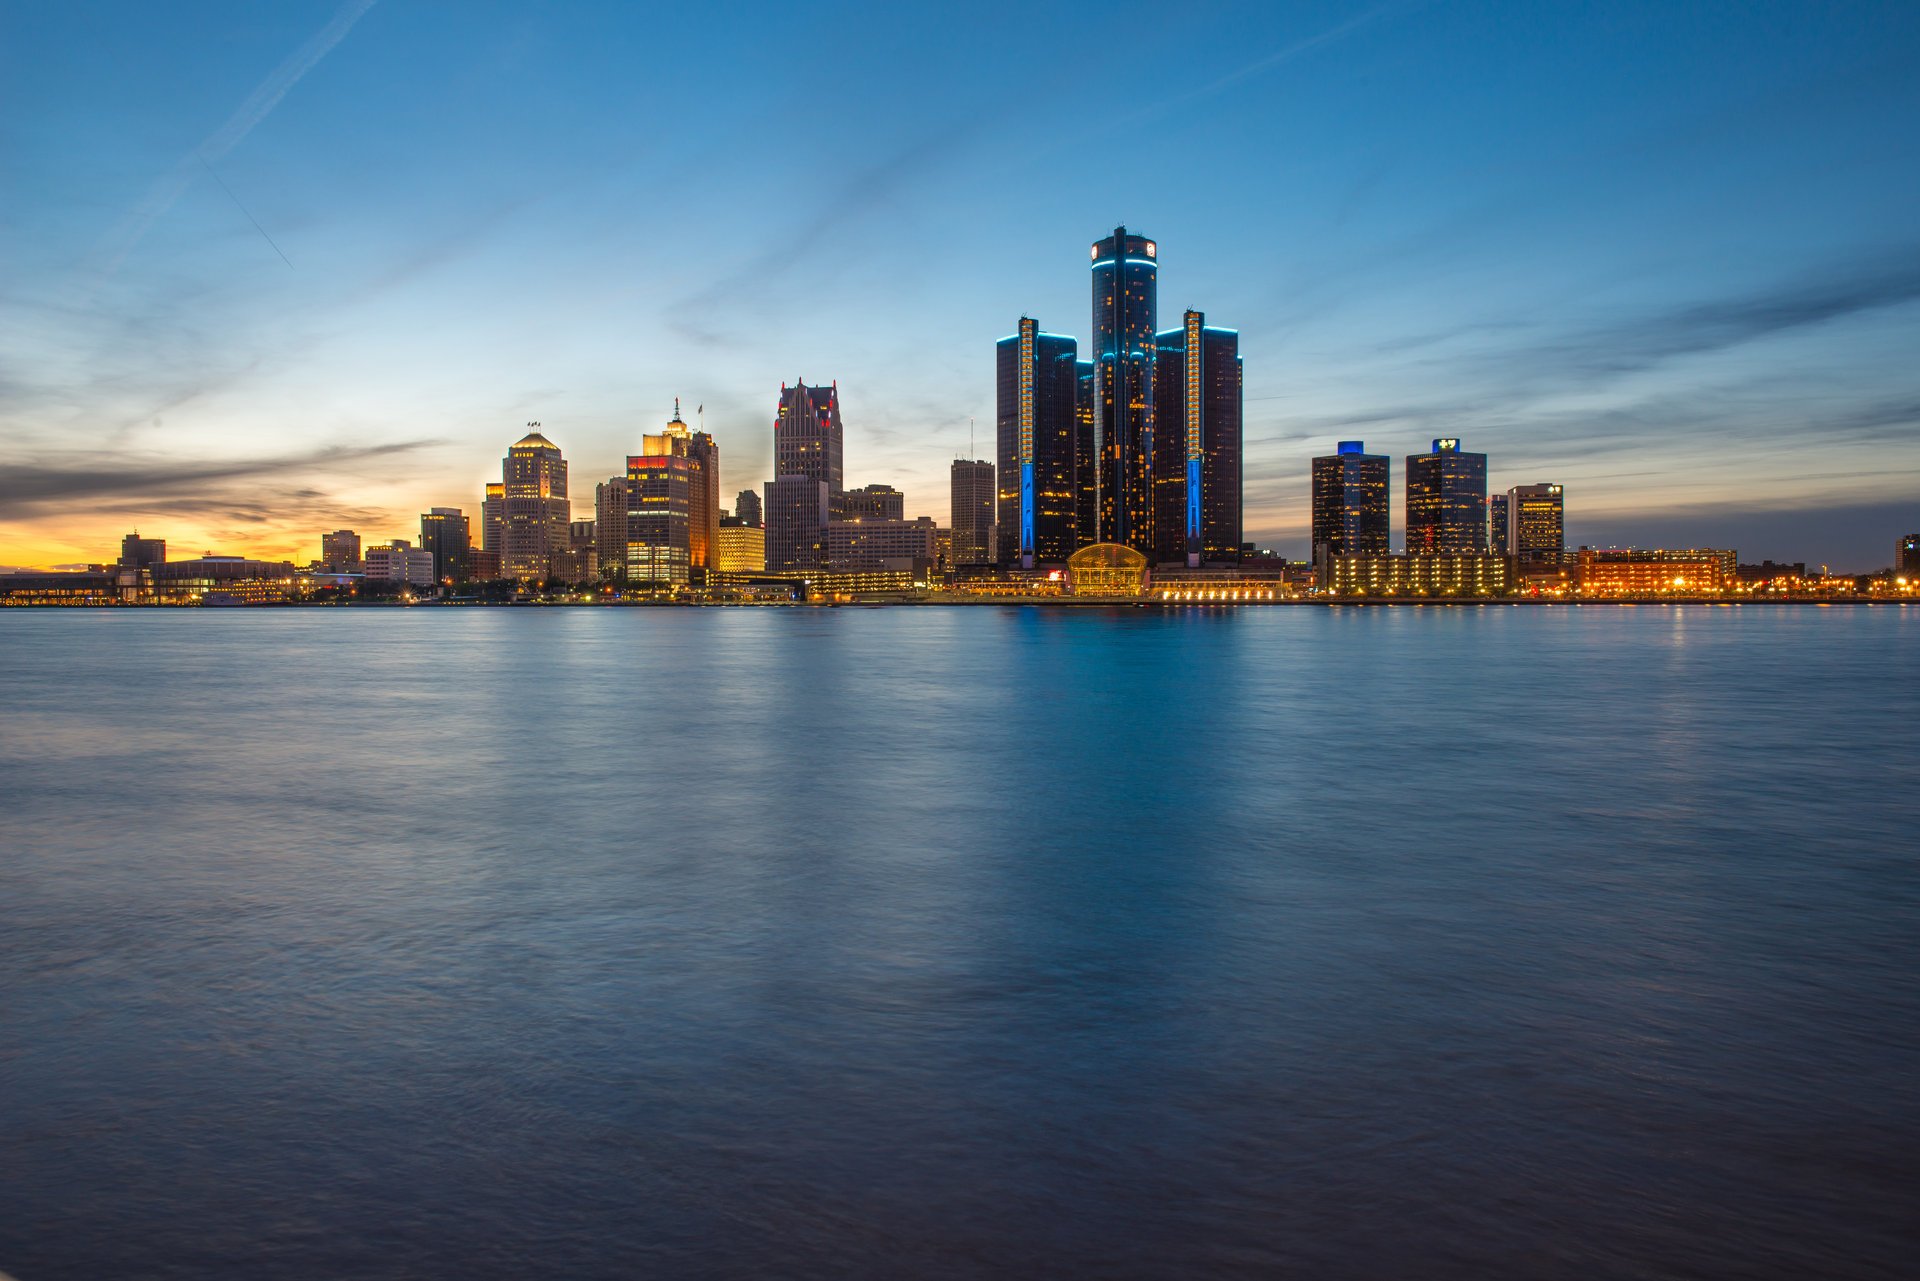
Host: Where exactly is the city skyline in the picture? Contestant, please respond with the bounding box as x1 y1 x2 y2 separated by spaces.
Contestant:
4 1 1919 572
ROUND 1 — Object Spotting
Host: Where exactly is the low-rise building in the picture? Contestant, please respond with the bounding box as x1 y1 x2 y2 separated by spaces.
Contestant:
1575 548 1736 594
363 541 437 588
1321 553 1512 596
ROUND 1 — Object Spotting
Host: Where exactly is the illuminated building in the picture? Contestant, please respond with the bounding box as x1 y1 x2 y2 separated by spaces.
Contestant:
1310 442 1390 565
765 475 830 572
735 489 762 528
321 529 360 572
0 571 131 605
949 459 995 566
420 508 469 582
1575 548 1737 594
935 527 952 571
1901 534 1920 574
468 549 501 580
1067 542 1150 596
500 427 570 580
1089 226 1159 553
480 485 503 560
594 479 629 581
996 317 1079 567
837 483 905 522
149 557 300 602
828 516 938 572
566 518 597 582
1323 553 1512 596
1074 358 1096 548
776 381 843 502
1152 311 1242 566
364 540 437 588
1506 484 1565 565
1406 438 1488 554
1487 495 1509 556
716 568 915 599
716 517 766 573
626 423 693 586
119 533 166 569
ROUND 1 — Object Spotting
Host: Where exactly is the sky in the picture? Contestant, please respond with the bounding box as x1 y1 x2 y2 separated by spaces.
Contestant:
3 0 1918 571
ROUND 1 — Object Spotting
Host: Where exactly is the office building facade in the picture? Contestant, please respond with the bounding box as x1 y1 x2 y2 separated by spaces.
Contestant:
1488 495 1510 556
716 517 766 573
321 529 360 572
996 317 1079 567
625 423 693 586
119 533 167 569
1406 438 1488 555
828 516 939 571
595 478 629 582
765 475 830 573
735 489 762 528
499 428 569 580
1310 443 1390 565
837 484 905 522
949 459 995 567
1152 310 1242 565
420 508 470 582
1089 226 1159 553
1507 484 1565 565
776 382 844 501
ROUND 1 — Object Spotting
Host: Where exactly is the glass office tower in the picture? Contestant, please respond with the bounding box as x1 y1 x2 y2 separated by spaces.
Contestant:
1310 442 1391 564
1507 483 1565 564
1090 226 1158 554
775 382 844 503
1406 438 1488 554
1152 310 1243 565
995 317 1079 567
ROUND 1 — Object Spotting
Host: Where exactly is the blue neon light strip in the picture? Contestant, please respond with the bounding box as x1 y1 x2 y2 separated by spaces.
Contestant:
1187 457 1202 543
1020 461 1034 558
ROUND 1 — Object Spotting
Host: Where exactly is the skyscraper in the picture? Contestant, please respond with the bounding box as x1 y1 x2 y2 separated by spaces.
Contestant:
837 484 906 521
1310 442 1390 564
1090 226 1158 553
1897 533 1918 575
1152 310 1242 565
996 317 1079 566
765 475 830 573
950 459 995 567
679 406 721 583
1488 495 1510 556
500 427 570 580
321 529 360 572
626 419 694 585
419 508 470 582
1406 438 1488 555
735 489 762 528
594 478 629 582
119 533 166 569
1506 484 1565 565
776 382 844 501
481 485 504 560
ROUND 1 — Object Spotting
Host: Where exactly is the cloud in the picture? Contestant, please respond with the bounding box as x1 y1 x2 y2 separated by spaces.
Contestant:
0 440 440 514
95 0 380 275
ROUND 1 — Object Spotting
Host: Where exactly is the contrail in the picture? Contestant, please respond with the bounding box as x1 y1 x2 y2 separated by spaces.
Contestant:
97 0 378 275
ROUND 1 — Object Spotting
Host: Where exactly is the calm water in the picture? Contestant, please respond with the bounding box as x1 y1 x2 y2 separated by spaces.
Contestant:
2 605 1917 1280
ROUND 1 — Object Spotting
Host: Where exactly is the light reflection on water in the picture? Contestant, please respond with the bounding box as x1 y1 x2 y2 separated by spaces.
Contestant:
1 606 1916 1279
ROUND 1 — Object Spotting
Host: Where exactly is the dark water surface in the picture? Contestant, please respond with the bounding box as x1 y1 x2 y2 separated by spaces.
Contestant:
3 606 1917 1279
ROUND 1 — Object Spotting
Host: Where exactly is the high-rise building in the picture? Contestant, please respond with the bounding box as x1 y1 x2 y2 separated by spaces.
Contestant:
320 529 359 572
626 421 694 585
420 508 470 582
949 459 995 567
837 484 905 522
566 518 597 582
776 382 843 502
996 317 1079 567
716 516 766 573
1899 534 1919 574
736 489 762 528
500 427 570 580
1406 438 1488 555
1090 226 1158 553
1152 310 1242 565
1488 495 1510 556
594 479 629 582
1507 484 1565 565
828 516 938 571
765 475 830 573
119 532 166 569
1310 442 1389 565
481 485 504 559
1074 358 1096 549
647 401 720 582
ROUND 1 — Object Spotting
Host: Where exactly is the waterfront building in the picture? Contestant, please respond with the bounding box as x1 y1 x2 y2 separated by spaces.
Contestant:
119 533 166 570
1507 484 1565 565
564 518 597 582
594 480 629 582
149 556 301 602
1151 310 1242 566
736 489 762 528
626 424 693 586
776 382 844 502
1575 548 1737 594
1901 534 1920 575
716 517 767 573
1074 359 1097 549
1310 442 1390 565
1089 226 1159 553
467 548 501 580
363 540 437 588
1488 495 1510 556
321 529 360 572
836 483 905 522
481 485 504 560
828 516 938 572
500 428 569 580
949 459 995 566
765 475 830 573
996 317 1080 567
1066 543 1150 597
1406 438 1488 554
1323 553 1512 596
935 527 952 572
420 508 470 582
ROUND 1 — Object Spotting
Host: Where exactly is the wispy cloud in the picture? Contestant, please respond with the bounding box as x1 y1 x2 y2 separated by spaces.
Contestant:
0 440 439 514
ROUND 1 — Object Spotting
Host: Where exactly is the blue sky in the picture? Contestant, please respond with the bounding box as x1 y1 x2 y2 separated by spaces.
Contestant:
3 0 1918 568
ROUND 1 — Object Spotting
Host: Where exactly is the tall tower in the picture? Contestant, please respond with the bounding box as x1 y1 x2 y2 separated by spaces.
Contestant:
1152 310 1242 565
1311 442 1390 565
1090 226 1158 553
500 427 569 580
661 399 720 583
625 421 693 585
1406 438 1488 555
1506 483 1565 565
775 381 844 501
949 459 995 567
995 317 1079 567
